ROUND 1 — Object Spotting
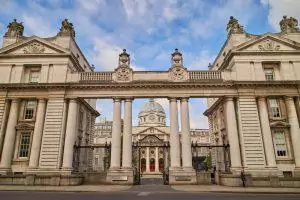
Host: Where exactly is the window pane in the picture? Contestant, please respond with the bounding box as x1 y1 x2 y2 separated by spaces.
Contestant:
19 132 31 157
274 132 287 157
29 71 40 83
24 100 36 119
269 99 281 117
264 68 274 80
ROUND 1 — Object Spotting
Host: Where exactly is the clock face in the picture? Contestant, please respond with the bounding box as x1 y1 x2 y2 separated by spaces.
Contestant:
149 114 155 121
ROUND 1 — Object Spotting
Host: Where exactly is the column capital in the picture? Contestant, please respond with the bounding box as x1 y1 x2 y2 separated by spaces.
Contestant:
257 96 266 101
112 98 121 102
124 97 134 102
284 96 295 101
180 97 189 102
168 97 177 102
69 98 78 103
11 98 20 103
224 97 235 102
37 98 47 102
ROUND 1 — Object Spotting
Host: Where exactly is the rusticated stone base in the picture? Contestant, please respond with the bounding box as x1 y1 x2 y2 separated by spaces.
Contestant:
196 171 212 185
168 167 197 185
219 172 300 187
106 168 134 185
0 174 83 186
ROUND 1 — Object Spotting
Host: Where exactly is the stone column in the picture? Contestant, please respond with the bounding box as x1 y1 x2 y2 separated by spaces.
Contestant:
180 98 193 169
285 97 300 168
257 97 277 168
110 98 122 169
62 99 78 170
169 98 181 168
155 147 159 172
146 147 150 172
0 99 19 171
0 99 10 158
28 99 47 169
122 98 133 169
225 97 242 170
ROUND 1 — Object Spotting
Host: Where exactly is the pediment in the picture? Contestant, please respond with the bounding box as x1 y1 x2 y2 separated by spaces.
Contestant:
15 123 35 130
138 135 165 146
234 34 300 52
270 121 290 128
137 127 167 135
0 36 69 55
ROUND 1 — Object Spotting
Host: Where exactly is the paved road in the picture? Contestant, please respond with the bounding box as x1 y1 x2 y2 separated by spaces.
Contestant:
1 190 300 200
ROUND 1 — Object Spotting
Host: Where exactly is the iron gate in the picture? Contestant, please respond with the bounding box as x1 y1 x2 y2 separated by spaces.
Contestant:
73 142 111 173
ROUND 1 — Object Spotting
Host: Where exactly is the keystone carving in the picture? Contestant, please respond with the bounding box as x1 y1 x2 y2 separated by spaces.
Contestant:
258 40 280 51
23 42 45 54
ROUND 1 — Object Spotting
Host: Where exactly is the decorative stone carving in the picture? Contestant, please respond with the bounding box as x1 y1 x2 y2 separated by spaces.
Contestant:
57 19 75 37
139 135 164 146
226 16 244 36
113 49 133 82
169 48 188 82
258 39 280 51
4 19 24 37
23 42 45 54
280 15 299 33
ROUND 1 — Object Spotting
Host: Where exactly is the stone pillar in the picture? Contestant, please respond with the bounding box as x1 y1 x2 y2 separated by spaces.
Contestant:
180 98 193 169
225 97 242 170
257 97 277 168
110 98 122 169
28 99 47 169
285 97 300 169
169 98 181 168
146 147 150 172
155 147 159 172
62 99 78 170
0 99 10 158
122 98 133 169
0 99 19 172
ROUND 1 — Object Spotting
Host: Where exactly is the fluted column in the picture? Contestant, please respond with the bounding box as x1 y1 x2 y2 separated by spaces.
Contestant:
122 98 133 169
225 97 242 170
110 98 122 169
0 99 19 170
62 99 78 170
286 97 300 168
155 147 159 172
180 98 193 169
0 99 10 158
146 147 150 172
169 98 181 168
258 97 277 168
28 99 47 169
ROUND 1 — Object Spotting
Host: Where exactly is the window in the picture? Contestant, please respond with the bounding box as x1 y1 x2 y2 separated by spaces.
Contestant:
29 70 40 83
19 132 31 158
24 100 36 120
273 131 288 157
264 68 274 80
269 99 281 118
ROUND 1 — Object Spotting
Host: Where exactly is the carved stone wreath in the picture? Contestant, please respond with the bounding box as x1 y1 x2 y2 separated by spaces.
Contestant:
169 66 188 82
113 67 133 82
23 42 45 54
258 40 280 51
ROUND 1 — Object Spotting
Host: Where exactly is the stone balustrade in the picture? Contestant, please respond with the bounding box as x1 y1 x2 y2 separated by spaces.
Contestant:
79 70 222 83
80 72 113 82
189 71 222 81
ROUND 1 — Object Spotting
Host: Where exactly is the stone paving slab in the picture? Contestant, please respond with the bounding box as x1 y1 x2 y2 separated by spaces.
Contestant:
172 185 300 194
0 185 132 192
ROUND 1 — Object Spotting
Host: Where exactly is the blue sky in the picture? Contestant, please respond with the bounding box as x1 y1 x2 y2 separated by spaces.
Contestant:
0 0 299 128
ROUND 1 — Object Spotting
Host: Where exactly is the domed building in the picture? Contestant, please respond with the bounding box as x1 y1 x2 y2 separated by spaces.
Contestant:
93 99 210 176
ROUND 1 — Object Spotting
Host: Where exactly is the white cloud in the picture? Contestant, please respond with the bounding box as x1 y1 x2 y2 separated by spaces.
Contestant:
260 0 300 31
186 50 216 70
21 14 55 37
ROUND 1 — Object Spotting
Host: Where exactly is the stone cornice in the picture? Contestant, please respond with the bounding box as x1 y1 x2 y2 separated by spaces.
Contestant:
0 80 300 91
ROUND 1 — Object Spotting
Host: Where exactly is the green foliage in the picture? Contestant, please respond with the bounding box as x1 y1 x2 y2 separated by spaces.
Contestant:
204 152 212 170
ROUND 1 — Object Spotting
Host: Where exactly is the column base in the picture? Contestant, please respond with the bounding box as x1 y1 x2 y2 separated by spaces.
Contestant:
106 167 134 185
168 167 197 185
0 167 11 175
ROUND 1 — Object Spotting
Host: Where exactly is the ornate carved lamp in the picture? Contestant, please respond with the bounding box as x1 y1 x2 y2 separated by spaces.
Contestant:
4 19 24 37
113 49 133 82
226 16 245 36
279 15 299 33
168 48 188 82
57 19 75 37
